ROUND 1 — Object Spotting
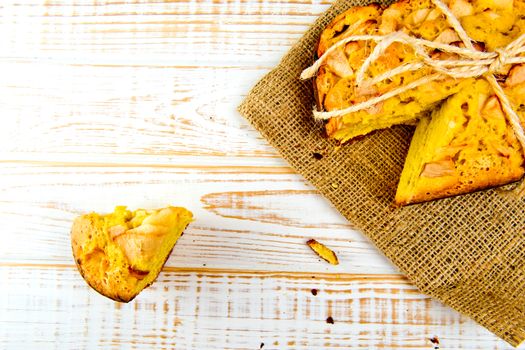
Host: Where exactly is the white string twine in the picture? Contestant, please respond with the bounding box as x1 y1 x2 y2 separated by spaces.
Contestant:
301 0 525 154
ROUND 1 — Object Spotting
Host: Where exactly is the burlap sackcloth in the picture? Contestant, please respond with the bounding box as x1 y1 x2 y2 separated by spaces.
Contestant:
238 0 525 346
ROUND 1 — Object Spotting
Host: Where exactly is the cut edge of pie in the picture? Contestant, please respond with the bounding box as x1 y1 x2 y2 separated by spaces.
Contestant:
395 79 525 205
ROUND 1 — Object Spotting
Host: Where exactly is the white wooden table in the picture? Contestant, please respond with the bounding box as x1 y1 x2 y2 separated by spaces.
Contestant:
0 1 522 348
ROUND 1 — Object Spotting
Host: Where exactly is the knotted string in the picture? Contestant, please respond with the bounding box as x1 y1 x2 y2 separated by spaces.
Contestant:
300 0 525 154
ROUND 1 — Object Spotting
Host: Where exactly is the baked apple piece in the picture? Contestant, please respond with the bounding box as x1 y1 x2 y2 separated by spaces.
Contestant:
71 206 193 302
395 79 525 205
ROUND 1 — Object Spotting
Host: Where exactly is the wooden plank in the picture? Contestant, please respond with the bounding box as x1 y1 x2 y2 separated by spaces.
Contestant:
1 0 329 66
0 163 395 273
0 0 336 164
0 61 280 163
0 265 513 349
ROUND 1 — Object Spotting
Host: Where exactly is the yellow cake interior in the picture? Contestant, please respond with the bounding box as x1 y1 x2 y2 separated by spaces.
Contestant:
395 79 525 205
71 206 193 302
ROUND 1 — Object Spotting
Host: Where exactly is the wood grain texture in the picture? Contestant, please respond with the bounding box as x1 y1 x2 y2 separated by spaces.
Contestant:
0 61 279 163
1 0 329 66
0 163 395 273
0 0 330 163
0 1 328 165
1 0 522 348
0 265 515 350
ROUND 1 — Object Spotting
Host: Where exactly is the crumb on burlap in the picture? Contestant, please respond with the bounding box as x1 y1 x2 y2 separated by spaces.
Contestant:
313 152 323 160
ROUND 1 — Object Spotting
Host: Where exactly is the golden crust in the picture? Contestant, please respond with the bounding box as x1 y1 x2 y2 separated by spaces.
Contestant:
396 173 524 205
396 160 525 205
71 206 193 302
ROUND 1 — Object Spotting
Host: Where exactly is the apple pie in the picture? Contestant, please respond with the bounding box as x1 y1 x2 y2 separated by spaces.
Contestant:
315 0 525 143
71 206 193 302
395 79 525 204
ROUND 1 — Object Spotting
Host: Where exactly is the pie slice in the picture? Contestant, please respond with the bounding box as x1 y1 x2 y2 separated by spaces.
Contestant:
395 79 525 205
315 0 525 144
71 205 193 302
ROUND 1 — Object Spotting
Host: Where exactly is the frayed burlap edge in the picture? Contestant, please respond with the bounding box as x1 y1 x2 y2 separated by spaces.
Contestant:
238 0 525 347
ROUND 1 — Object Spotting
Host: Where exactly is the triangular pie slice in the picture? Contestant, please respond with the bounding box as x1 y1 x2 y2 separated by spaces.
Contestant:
315 0 525 144
395 79 525 205
71 206 193 302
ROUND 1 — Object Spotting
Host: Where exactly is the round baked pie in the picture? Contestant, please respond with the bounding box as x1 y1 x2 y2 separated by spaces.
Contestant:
312 0 525 204
315 0 525 143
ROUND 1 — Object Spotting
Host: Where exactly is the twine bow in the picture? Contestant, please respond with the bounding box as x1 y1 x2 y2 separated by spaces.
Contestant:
300 0 525 153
